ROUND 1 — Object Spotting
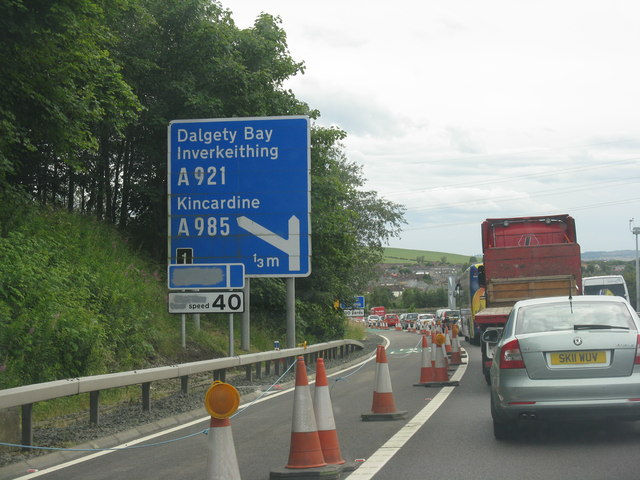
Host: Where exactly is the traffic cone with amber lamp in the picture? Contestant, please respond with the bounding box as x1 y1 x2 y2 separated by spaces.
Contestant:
204 381 241 480
449 325 463 365
417 333 460 387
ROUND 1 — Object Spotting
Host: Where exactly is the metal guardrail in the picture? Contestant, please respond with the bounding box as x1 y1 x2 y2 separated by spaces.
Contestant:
0 339 364 447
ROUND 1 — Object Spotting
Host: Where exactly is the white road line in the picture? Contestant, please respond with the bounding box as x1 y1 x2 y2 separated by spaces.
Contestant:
345 354 468 479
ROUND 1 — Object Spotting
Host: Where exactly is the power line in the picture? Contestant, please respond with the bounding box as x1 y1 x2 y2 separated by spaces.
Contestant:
383 156 640 197
401 196 640 233
403 176 640 213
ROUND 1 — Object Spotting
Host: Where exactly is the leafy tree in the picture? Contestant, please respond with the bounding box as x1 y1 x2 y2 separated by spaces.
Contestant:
368 286 396 308
0 0 407 363
623 263 637 309
401 288 424 309
291 126 405 340
425 288 448 308
0 0 140 194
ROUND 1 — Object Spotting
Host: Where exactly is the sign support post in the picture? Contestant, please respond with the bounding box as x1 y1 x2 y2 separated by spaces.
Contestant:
286 278 296 348
228 313 234 357
241 279 250 351
181 313 186 349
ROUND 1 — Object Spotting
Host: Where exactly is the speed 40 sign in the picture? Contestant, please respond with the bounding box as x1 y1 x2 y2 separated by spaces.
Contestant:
168 292 244 314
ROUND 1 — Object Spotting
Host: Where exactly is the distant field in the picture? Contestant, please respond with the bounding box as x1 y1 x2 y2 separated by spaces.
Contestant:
382 247 473 265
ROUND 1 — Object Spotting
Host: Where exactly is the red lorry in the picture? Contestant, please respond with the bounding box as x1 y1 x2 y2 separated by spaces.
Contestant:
472 214 583 383
369 306 386 317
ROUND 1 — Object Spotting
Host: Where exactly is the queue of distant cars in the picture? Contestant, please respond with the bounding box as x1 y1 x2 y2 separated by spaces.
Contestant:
365 313 400 328
364 310 459 331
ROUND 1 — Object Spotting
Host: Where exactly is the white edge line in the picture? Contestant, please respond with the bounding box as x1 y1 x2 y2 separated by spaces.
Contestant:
344 350 468 479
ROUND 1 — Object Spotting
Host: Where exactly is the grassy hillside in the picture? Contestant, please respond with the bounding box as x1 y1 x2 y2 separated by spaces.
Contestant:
0 207 275 389
382 247 474 265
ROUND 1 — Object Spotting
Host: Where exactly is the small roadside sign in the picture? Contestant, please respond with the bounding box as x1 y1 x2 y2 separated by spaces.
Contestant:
341 296 365 310
167 263 244 290
168 291 245 314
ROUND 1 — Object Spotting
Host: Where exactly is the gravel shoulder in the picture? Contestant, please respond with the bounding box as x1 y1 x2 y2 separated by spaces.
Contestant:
0 332 383 473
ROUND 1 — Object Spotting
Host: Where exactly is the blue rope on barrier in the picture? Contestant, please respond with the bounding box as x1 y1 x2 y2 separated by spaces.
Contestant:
0 429 209 452
231 359 297 418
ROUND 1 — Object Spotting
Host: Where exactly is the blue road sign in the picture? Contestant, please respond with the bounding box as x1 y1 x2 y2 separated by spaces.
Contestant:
341 296 365 310
168 116 311 277
167 264 245 290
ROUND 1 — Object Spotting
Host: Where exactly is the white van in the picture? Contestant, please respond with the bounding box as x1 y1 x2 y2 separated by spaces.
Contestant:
582 275 630 302
435 308 452 322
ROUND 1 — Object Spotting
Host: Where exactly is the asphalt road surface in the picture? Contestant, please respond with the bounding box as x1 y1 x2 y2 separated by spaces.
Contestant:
5 329 640 480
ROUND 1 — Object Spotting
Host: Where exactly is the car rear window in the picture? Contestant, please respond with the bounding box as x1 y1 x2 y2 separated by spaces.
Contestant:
515 301 636 334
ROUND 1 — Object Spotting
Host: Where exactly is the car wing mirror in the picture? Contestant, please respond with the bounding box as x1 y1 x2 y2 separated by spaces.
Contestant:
481 329 501 343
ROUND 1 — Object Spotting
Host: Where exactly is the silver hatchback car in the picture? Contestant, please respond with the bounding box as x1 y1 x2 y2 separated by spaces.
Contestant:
487 295 640 440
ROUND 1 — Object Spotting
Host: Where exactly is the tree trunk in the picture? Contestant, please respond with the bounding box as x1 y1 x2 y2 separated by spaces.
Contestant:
67 165 75 212
119 140 132 228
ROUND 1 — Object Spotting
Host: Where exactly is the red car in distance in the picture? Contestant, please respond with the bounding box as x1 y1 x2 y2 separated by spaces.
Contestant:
384 313 399 327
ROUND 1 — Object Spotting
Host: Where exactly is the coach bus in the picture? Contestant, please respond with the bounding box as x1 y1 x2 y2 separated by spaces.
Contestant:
455 263 486 345
583 275 630 302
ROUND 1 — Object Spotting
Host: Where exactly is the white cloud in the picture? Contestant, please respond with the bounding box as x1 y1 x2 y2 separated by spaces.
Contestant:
224 0 640 254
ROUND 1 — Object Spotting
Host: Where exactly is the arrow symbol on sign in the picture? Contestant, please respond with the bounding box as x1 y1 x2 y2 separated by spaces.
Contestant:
237 215 301 271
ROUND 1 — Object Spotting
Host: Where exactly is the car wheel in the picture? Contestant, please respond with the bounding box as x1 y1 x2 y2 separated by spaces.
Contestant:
490 394 513 440
493 417 513 440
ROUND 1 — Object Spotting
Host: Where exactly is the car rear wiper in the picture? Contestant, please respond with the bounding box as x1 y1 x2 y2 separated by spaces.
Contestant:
573 324 629 330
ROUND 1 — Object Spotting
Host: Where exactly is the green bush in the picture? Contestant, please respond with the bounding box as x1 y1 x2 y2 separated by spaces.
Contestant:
0 208 172 388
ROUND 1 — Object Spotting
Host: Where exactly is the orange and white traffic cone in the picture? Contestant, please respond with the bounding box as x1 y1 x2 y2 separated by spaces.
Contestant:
416 333 460 388
362 345 407 420
433 333 450 382
431 331 437 368
285 357 327 469
314 358 345 465
206 417 241 480
449 326 463 365
444 327 452 354
414 335 434 385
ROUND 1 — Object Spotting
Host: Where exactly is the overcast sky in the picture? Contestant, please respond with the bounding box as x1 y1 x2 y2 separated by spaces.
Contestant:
223 0 640 256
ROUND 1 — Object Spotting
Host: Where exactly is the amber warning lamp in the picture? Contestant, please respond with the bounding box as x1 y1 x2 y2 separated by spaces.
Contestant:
204 381 240 419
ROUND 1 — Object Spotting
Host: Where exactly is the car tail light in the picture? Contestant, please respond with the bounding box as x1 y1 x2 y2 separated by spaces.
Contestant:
635 334 640 365
499 339 525 369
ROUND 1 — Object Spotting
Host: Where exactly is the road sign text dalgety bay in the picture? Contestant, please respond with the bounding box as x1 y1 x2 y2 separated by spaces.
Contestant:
168 116 311 277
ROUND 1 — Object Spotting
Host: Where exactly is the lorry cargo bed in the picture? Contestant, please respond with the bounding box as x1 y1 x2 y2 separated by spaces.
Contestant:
487 274 577 305
474 307 513 325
